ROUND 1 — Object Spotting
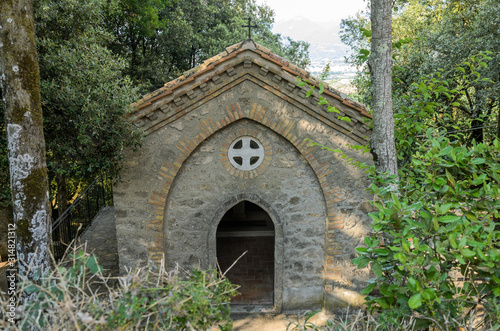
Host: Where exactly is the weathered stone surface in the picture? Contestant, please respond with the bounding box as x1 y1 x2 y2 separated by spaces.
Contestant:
78 207 119 276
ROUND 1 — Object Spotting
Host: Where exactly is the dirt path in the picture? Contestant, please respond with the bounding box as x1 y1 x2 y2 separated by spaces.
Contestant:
229 312 330 331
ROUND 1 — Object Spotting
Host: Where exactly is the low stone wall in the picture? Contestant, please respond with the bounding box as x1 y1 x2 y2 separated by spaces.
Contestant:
78 206 119 276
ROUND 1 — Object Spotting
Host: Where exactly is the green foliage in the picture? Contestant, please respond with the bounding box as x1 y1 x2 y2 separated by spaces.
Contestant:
395 52 495 166
1 0 309 208
295 77 372 171
31 0 144 210
2 249 237 330
341 0 500 144
347 34 500 328
354 135 500 329
104 0 310 93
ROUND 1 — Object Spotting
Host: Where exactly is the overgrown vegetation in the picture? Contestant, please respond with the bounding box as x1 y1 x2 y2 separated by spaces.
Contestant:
0 247 237 330
286 309 499 330
299 22 500 329
335 4 500 326
349 54 500 329
341 0 500 147
357 138 500 329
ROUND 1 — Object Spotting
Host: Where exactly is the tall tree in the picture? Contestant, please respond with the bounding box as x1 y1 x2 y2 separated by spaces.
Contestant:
342 0 500 158
0 0 52 282
104 0 310 92
369 0 398 176
34 0 143 216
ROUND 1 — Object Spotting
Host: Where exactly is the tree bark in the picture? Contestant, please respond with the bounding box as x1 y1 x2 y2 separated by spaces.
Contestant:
0 0 52 284
56 172 68 217
369 0 398 176
497 100 500 139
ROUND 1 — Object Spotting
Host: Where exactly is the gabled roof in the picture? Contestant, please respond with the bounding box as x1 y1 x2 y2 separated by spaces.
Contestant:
131 40 371 144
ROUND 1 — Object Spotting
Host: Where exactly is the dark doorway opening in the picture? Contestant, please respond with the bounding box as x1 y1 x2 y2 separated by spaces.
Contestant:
216 201 275 305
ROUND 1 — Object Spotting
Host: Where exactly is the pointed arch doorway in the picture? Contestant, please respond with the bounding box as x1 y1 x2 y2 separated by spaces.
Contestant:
216 201 275 305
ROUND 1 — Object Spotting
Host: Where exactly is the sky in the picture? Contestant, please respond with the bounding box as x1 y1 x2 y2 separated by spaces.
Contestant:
256 0 368 24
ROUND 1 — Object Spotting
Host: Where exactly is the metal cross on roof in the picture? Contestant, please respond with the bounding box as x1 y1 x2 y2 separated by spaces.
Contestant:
242 17 257 39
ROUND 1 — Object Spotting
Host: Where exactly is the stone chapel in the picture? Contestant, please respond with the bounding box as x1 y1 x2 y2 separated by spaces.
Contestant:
113 40 374 313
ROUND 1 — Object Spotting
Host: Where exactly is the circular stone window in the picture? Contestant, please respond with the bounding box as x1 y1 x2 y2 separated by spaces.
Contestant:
228 137 265 171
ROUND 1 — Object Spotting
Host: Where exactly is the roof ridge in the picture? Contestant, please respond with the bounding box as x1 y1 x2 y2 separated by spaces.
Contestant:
132 40 370 119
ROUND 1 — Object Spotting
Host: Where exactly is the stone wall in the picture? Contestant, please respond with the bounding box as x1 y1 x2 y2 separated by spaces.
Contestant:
114 78 373 311
78 206 120 276
163 119 326 310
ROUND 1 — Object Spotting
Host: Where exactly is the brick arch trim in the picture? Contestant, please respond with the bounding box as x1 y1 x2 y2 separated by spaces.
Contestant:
148 102 343 282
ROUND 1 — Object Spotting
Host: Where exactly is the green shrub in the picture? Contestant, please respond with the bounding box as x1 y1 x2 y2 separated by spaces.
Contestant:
354 135 500 330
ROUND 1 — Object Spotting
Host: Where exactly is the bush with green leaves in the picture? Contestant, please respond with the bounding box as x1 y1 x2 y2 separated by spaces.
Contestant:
354 134 500 329
0 249 237 330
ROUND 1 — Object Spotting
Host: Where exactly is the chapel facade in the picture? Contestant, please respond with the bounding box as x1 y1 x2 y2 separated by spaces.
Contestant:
114 40 374 312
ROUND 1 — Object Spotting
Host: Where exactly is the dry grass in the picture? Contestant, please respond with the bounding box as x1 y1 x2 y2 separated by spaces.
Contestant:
1 245 498 330
286 306 500 331
0 244 236 330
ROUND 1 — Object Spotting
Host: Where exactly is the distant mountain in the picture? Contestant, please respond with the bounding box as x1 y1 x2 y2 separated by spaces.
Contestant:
273 16 345 46
273 16 356 92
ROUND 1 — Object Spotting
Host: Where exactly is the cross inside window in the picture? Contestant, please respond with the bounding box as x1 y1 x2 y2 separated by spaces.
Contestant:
228 137 265 171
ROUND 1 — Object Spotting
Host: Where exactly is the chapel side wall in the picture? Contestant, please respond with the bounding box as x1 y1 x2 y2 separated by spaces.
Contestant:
113 126 185 273
115 78 374 310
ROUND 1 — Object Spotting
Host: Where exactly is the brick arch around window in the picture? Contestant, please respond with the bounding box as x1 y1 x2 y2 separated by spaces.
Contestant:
148 102 343 285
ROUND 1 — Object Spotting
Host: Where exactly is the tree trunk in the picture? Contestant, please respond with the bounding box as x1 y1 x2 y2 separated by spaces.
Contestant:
57 173 68 217
0 0 52 284
470 116 484 143
497 102 500 139
369 0 398 176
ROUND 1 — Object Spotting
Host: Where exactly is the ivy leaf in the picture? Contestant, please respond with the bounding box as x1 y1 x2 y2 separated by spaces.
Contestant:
327 106 340 114
338 116 351 122
361 282 377 295
318 97 328 105
318 83 324 94
372 261 383 278
408 293 422 309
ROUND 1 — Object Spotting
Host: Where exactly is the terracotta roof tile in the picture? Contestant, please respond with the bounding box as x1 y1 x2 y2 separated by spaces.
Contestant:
133 40 371 119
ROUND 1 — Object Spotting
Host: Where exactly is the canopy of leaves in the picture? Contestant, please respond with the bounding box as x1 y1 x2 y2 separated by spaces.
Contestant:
103 0 310 93
35 0 143 208
341 0 499 153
